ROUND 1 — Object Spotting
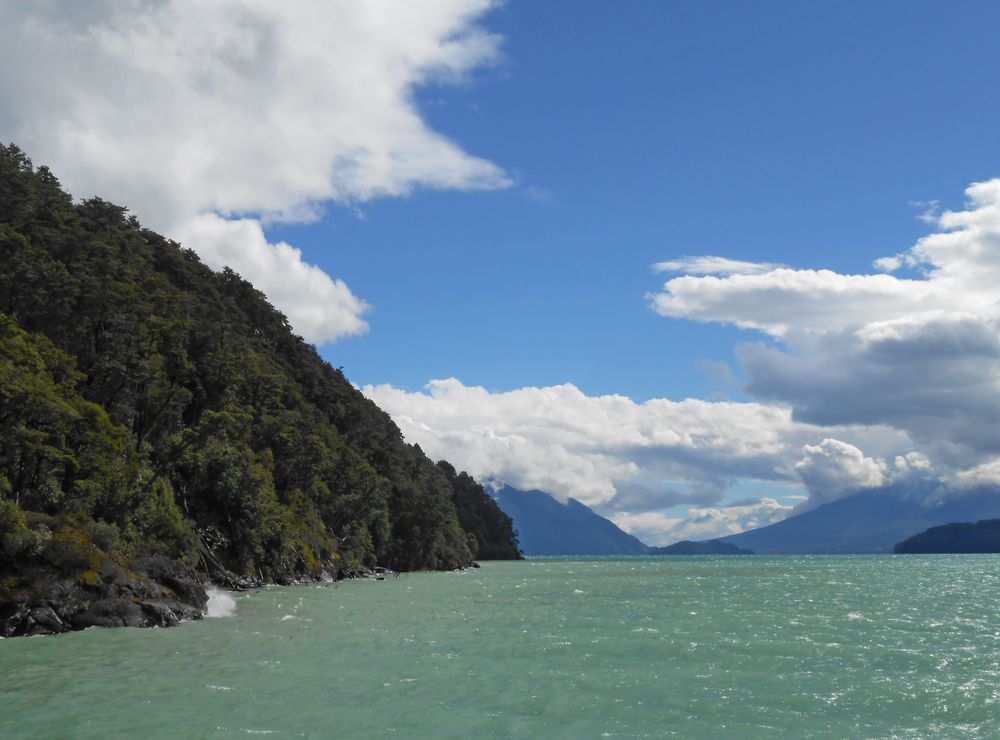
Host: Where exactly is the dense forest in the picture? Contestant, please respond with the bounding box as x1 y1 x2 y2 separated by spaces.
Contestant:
894 519 1000 554
0 143 520 596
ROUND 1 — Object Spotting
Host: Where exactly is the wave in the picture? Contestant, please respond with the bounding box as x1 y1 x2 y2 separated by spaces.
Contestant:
205 588 237 618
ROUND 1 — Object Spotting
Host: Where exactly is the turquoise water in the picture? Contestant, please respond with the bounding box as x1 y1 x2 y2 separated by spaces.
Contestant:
3 556 1000 738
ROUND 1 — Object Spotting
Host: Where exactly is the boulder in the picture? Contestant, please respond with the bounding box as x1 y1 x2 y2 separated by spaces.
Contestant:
70 598 150 629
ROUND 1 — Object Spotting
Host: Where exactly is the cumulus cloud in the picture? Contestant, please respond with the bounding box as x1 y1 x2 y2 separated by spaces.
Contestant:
651 179 1000 476
175 215 370 343
957 458 1000 488
651 268 941 337
0 0 509 343
793 439 887 509
363 378 918 516
611 498 794 545
364 378 798 507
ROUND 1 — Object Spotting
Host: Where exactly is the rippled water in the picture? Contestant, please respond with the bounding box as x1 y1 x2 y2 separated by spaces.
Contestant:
3 556 1000 738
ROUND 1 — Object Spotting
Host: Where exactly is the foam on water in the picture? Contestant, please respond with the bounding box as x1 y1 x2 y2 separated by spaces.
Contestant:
205 587 237 618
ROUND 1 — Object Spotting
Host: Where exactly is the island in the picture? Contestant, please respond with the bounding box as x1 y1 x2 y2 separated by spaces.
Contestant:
648 539 754 555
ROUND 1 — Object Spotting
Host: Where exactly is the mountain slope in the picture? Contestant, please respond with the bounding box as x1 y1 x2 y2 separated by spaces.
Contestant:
494 485 647 556
895 519 1000 554
718 484 1000 554
0 142 520 605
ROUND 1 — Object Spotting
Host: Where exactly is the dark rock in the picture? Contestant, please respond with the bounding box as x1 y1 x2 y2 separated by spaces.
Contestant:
129 557 209 609
1 608 30 638
26 606 65 634
1 530 209 638
71 598 150 630
140 601 182 628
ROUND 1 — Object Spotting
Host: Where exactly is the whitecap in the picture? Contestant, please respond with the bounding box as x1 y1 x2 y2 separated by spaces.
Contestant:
205 587 237 618
206 685 233 691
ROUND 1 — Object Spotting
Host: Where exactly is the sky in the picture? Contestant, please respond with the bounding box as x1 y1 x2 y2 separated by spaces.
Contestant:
2 1 1000 544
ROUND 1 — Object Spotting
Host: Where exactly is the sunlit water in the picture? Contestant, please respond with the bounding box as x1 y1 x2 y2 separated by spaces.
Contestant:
3 556 1000 738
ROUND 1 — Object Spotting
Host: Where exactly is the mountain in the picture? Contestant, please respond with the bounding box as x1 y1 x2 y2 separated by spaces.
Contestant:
718 483 1000 554
493 486 647 556
493 486 758 556
0 144 520 635
895 519 1000 554
649 539 753 555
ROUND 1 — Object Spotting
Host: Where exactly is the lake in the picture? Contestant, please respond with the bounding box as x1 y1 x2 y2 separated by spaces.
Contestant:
2 556 999 737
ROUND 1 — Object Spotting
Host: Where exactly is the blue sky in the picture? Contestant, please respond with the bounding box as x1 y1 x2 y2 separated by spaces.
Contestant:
4 1 1000 543
267 0 1000 402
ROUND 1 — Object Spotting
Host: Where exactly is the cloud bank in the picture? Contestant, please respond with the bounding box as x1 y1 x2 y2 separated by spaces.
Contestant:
363 378 915 516
0 0 509 343
611 498 794 546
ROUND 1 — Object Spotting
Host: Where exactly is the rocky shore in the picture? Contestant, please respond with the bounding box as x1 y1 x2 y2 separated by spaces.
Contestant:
1 554 208 638
0 521 444 638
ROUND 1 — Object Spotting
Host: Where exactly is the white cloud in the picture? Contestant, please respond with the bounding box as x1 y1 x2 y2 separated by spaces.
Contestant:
175 215 370 343
363 377 918 515
793 439 887 508
653 256 781 276
910 199 942 225
612 498 794 545
0 0 509 343
609 512 684 543
956 458 1000 488
873 255 902 272
651 268 942 337
651 179 1000 473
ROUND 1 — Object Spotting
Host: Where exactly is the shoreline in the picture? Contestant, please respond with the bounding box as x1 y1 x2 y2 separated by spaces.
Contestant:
1 553 483 639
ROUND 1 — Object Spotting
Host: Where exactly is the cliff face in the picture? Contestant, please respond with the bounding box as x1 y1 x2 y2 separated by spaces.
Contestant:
0 144 519 635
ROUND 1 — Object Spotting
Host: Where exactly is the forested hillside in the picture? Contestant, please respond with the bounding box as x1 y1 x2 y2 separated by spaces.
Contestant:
0 144 520 591
894 519 1000 554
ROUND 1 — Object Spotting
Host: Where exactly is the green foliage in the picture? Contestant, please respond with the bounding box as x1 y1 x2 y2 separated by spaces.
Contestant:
0 313 138 519
438 461 522 560
0 143 520 580
894 519 1000 554
40 527 96 574
126 476 199 562
0 499 44 560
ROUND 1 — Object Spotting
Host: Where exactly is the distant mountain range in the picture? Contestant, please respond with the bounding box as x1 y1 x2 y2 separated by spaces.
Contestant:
495 481 1000 556
719 483 1000 554
493 486 755 556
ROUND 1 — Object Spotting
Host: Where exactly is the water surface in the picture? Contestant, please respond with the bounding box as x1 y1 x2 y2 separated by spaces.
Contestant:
3 556 999 737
